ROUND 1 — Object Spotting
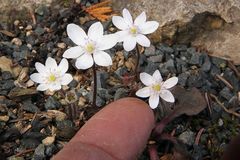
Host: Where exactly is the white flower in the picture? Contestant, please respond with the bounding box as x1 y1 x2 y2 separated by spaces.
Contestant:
136 70 178 109
63 22 118 70
112 8 159 51
30 57 73 91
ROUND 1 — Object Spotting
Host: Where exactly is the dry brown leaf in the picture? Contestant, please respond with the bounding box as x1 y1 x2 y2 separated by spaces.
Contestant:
0 30 15 37
84 0 114 22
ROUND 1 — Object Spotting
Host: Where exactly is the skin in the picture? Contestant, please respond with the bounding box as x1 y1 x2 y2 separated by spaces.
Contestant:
53 98 155 160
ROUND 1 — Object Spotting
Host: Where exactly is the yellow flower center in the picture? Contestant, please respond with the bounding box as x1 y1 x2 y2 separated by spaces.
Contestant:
86 43 95 53
48 74 56 82
153 84 161 91
130 27 137 35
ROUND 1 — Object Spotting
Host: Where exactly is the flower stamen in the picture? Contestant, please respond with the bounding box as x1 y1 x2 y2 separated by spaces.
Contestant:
152 84 161 91
130 26 138 35
48 74 56 82
85 43 95 54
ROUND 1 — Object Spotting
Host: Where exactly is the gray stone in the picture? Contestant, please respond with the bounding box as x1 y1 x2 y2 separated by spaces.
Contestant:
114 67 128 79
228 96 239 108
45 144 57 157
164 59 176 73
157 43 174 54
44 96 61 110
2 71 13 80
189 53 200 65
21 138 40 149
143 61 159 75
97 88 113 100
32 144 45 160
144 45 156 56
147 54 163 63
178 73 189 87
178 130 195 146
114 88 128 101
96 96 105 107
220 87 234 101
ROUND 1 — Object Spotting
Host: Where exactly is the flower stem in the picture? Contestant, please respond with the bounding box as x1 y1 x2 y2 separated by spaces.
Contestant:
135 45 140 80
92 63 97 107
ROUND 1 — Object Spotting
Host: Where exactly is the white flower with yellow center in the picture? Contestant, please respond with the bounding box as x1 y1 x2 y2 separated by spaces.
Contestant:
136 70 178 109
63 22 118 70
112 8 159 51
30 57 73 91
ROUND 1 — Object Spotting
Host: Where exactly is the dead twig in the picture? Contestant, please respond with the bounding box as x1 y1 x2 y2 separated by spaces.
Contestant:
205 92 212 115
215 74 234 90
210 94 240 117
195 128 205 145
15 148 35 157
228 61 240 80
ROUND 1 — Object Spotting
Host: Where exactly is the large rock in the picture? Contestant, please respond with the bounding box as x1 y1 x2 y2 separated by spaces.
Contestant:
112 0 240 65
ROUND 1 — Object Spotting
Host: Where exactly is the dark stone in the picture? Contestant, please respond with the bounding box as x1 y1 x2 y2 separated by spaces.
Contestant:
97 88 113 100
211 57 227 69
178 73 189 87
56 120 75 140
201 54 211 72
97 71 109 89
22 99 40 113
210 65 221 77
114 88 128 101
223 68 239 92
23 132 45 141
143 61 159 75
176 58 188 73
114 67 128 79
187 74 204 88
21 138 40 149
68 79 78 88
227 96 239 108
44 96 61 110
1 71 13 80
220 87 234 101
34 27 45 36
33 144 45 160
45 144 57 157
0 127 21 143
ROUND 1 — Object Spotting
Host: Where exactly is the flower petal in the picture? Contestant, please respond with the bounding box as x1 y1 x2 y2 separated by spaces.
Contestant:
162 77 178 89
122 8 133 25
136 87 151 98
153 70 162 82
67 23 87 46
58 58 69 75
93 51 112 67
134 11 146 26
149 93 159 109
123 36 136 51
97 34 118 50
35 62 46 74
45 57 57 69
139 21 159 34
115 30 129 42
75 54 93 69
112 16 128 30
88 22 103 41
49 83 61 91
160 90 175 103
37 84 49 91
61 73 73 85
30 73 45 83
140 72 154 86
136 34 150 47
63 46 84 59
